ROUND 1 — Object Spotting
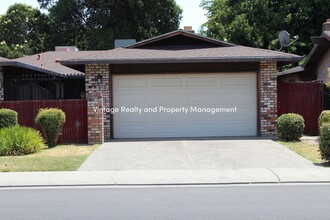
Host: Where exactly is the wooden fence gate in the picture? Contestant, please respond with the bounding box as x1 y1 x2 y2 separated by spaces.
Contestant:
0 99 87 143
278 81 324 135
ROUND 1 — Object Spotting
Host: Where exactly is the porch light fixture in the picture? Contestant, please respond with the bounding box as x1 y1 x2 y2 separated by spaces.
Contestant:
96 74 103 84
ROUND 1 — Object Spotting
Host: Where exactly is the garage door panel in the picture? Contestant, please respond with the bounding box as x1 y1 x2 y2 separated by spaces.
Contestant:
114 73 257 138
221 92 256 104
186 77 217 86
186 114 219 121
151 92 183 104
151 114 185 122
116 93 149 105
117 124 149 135
152 124 186 134
221 75 253 85
221 85 255 92
222 122 256 135
117 78 148 87
187 124 218 133
151 78 183 87
186 93 217 104
116 114 145 122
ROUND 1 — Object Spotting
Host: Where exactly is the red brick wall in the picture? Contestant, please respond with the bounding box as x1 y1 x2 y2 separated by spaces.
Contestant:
85 64 110 143
0 67 3 101
259 61 277 136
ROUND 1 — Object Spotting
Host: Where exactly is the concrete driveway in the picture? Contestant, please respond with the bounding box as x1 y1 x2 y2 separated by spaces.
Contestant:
79 139 314 171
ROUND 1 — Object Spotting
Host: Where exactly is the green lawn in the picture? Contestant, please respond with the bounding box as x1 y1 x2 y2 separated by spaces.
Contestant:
279 141 322 163
0 144 98 172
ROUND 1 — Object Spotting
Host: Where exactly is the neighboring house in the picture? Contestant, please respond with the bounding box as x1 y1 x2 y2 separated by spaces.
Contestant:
0 56 11 100
59 29 302 143
0 48 98 101
278 19 330 82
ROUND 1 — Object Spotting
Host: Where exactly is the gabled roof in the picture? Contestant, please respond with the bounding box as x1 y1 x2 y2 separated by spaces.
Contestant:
7 51 101 78
62 31 301 65
125 30 235 48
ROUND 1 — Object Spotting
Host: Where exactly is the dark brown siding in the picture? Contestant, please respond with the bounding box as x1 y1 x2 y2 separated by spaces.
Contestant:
111 62 259 74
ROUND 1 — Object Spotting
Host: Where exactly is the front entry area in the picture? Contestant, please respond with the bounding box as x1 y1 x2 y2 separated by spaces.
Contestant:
113 73 257 138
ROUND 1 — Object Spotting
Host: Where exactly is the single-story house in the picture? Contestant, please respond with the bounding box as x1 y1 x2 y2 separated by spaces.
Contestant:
0 48 99 101
59 29 302 143
278 19 330 82
0 56 11 100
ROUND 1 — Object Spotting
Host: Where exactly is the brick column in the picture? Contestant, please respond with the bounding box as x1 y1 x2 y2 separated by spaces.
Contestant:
86 92 104 144
85 64 110 143
259 61 277 136
0 67 4 101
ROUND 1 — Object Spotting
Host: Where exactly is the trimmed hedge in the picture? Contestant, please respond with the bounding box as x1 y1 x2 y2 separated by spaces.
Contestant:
318 110 330 128
35 108 66 148
0 126 44 156
319 123 330 161
277 113 305 141
0 108 18 129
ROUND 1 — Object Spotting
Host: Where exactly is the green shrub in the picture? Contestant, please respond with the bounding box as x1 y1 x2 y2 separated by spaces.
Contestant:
318 110 330 128
0 108 18 129
35 108 66 148
319 123 330 161
0 126 44 156
276 113 305 141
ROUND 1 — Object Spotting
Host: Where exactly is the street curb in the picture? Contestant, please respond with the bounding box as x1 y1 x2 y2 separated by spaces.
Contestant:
1 168 330 188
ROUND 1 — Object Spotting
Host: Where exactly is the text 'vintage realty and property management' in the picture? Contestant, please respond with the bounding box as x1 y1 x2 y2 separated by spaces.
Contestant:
94 106 238 115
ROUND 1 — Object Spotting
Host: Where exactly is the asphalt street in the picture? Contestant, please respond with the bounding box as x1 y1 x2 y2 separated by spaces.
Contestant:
1 184 330 220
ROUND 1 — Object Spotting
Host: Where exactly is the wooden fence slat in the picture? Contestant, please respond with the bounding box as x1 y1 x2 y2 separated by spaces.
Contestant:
278 82 323 135
0 99 88 144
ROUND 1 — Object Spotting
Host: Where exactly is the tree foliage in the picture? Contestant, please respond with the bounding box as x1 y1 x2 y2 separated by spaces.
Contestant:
0 4 53 58
39 0 182 50
201 0 329 55
0 1 182 57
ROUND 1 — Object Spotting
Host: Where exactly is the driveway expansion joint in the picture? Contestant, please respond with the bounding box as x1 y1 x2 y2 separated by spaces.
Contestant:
268 168 281 183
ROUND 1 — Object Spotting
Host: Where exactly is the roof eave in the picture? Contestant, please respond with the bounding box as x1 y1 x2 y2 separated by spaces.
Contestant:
1 61 84 79
277 67 305 77
62 56 302 65
0 61 14 66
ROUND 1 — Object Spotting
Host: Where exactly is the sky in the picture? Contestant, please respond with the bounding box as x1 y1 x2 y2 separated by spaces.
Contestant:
0 0 207 31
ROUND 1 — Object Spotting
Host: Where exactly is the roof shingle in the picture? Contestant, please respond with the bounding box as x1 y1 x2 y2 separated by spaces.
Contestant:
62 45 302 65
13 51 101 77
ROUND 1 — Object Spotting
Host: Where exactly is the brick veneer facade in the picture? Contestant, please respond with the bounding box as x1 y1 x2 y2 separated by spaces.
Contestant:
85 64 110 143
0 67 3 101
259 61 277 136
